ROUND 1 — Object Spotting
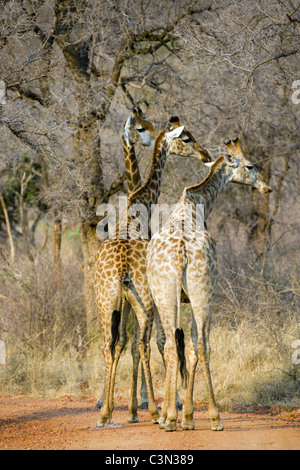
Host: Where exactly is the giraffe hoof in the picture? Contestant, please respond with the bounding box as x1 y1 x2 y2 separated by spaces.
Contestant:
158 418 166 429
151 416 160 424
96 420 105 427
164 423 177 432
97 417 114 427
211 419 224 431
140 401 148 410
128 415 139 423
181 421 195 431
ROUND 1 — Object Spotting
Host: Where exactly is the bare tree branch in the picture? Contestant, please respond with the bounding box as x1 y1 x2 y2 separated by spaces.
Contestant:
0 192 15 264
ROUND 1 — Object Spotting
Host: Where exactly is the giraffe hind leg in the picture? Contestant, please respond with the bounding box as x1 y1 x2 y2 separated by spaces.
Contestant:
96 291 123 426
95 310 121 412
95 298 131 409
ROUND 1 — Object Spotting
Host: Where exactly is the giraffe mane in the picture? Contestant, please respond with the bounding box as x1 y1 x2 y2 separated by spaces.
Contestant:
185 155 226 195
128 130 168 203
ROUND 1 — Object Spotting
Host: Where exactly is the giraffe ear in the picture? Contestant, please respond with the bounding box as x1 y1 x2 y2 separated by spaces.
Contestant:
166 125 184 140
124 114 137 135
126 115 135 128
224 154 239 168
204 161 215 167
124 115 136 143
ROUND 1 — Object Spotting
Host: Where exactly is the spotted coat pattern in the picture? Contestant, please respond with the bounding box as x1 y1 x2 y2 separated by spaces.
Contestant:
146 139 272 432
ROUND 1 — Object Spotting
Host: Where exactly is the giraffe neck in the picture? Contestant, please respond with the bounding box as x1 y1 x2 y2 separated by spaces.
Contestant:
117 131 170 239
128 130 169 213
189 159 230 219
122 135 141 195
171 157 231 229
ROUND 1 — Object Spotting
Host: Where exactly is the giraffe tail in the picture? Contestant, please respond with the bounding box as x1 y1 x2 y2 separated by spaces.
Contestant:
175 239 188 389
110 270 126 359
110 310 121 358
175 328 188 389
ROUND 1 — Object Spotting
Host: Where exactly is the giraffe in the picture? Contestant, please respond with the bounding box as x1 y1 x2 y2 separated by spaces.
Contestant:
146 138 272 432
95 108 159 410
123 109 168 409
94 122 211 427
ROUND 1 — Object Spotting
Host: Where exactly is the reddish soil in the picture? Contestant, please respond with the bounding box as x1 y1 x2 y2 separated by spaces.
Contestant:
0 395 299 450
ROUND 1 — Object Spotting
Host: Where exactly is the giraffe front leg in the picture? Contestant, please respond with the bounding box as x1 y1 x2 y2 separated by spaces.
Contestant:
198 320 223 432
188 270 223 433
159 343 171 429
95 392 103 409
140 311 156 410
139 364 148 409
128 315 140 423
154 306 183 411
154 307 172 422
126 286 160 425
138 319 160 424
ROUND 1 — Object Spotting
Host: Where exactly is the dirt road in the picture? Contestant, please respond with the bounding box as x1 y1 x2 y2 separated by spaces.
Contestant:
0 395 299 451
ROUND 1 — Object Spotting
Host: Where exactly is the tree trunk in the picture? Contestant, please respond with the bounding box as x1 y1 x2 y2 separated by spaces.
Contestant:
72 116 104 335
19 173 34 262
250 160 271 253
0 193 15 264
53 216 62 288
80 221 100 335
51 1 120 334
267 155 290 239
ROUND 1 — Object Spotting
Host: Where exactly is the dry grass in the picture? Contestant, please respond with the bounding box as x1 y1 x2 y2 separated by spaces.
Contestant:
1 314 299 411
0 229 299 410
196 321 300 410
148 316 300 411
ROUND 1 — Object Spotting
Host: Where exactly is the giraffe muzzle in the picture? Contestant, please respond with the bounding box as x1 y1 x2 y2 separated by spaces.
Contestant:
258 183 273 194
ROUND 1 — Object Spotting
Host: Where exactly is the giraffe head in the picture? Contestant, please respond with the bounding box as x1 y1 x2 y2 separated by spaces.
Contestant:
220 138 272 193
124 108 158 147
167 116 211 163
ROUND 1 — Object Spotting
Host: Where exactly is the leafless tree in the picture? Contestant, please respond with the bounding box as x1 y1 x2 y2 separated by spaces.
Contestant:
0 0 299 334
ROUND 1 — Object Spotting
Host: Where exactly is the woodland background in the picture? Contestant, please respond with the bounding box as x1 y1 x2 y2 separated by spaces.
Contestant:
0 0 299 409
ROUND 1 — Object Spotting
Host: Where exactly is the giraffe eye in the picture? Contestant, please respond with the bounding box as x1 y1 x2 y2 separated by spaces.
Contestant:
182 138 191 143
137 127 145 133
246 165 254 170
